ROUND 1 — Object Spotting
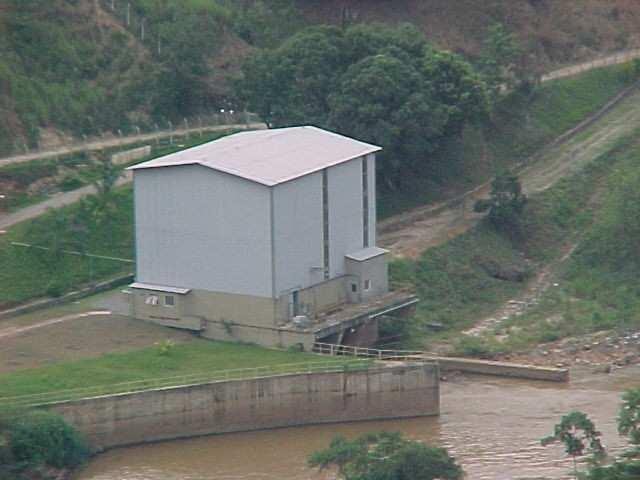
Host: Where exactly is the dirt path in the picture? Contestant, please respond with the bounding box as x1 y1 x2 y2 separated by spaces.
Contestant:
378 85 640 258
0 311 111 340
0 171 132 230
541 48 640 82
0 123 265 168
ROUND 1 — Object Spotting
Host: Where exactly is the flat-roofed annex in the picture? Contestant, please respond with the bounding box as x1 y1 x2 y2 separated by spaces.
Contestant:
128 126 382 186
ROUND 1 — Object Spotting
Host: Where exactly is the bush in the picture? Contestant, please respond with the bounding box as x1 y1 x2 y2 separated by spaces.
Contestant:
59 174 84 192
453 335 499 358
7 410 89 469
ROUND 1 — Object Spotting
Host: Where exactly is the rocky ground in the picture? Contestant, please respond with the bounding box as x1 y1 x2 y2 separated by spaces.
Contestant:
497 329 640 372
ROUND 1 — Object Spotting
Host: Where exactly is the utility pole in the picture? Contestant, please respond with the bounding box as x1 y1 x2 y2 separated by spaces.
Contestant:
140 18 145 41
126 2 130 26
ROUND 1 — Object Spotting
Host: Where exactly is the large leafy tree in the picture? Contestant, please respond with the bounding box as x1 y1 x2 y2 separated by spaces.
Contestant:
308 432 463 480
239 25 348 127
238 23 489 189
328 52 448 187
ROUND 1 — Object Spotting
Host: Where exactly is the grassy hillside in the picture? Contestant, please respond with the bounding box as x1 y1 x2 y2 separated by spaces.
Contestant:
3 0 640 157
299 0 640 68
377 61 640 217
0 0 300 156
390 130 640 354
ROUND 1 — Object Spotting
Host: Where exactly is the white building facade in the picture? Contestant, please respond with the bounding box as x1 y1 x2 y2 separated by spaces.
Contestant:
128 126 390 348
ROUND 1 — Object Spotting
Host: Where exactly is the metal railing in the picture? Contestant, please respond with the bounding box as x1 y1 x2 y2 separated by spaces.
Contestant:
313 342 425 361
0 359 371 408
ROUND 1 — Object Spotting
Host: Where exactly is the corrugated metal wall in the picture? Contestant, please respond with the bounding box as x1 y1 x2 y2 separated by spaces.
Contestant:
134 154 378 301
327 159 364 278
134 165 272 297
272 171 323 295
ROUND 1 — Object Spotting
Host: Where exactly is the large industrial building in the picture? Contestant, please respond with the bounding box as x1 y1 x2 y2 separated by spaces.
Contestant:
127 126 416 349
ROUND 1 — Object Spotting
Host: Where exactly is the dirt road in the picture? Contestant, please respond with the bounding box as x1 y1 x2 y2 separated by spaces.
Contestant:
0 123 265 168
378 85 640 258
0 171 132 230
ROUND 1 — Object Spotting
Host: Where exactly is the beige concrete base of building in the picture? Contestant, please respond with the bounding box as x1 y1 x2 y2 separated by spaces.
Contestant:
127 281 398 349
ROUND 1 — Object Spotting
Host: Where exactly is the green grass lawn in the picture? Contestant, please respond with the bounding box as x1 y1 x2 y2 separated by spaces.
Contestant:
0 339 333 400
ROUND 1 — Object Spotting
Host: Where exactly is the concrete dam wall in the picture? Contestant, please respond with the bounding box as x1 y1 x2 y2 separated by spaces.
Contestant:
50 363 439 450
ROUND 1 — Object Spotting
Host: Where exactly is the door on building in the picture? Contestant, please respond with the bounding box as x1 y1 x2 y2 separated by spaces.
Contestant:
291 290 300 317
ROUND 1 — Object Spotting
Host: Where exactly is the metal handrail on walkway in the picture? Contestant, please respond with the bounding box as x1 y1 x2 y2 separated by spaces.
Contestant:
312 342 424 361
0 359 371 408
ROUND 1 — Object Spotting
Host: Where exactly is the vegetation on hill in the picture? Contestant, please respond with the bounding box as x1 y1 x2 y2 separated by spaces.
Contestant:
378 59 640 217
0 0 300 155
390 128 640 354
3 0 640 157
239 23 490 190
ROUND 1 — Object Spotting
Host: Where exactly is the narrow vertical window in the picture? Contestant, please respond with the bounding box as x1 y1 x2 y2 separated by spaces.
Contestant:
322 169 330 279
362 157 369 248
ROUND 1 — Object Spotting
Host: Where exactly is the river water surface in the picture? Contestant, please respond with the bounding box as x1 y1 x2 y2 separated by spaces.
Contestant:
75 366 640 480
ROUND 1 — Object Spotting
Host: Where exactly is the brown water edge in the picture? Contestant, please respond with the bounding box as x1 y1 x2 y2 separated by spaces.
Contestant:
74 366 640 480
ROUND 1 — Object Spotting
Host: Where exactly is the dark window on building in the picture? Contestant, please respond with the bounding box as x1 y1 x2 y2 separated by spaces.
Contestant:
351 283 358 293
164 295 175 307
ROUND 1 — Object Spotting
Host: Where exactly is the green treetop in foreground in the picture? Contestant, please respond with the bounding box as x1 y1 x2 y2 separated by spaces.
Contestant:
308 431 463 480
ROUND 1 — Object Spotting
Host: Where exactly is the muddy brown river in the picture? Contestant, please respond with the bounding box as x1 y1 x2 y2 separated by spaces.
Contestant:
74 367 639 480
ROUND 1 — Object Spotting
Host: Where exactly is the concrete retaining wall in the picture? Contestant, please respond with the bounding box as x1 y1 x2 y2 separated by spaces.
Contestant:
50 363 439 450
428 356 569 382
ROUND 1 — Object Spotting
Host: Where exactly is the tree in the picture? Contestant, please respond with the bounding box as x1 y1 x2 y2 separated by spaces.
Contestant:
541 411 605 479
479 23 525 102
421 49 489 134
328 52 447 188
238 23 489 190
619 388 640 447
84 151 121 225
584 388 640 479
239 25 348 128
474 172 527 234
308 432 463 480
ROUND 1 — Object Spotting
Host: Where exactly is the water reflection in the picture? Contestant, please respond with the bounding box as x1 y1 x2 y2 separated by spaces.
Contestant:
75 367 639 480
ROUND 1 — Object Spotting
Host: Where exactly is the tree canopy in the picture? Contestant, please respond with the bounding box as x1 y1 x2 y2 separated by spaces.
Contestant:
238 23 489 189
308 431 463 480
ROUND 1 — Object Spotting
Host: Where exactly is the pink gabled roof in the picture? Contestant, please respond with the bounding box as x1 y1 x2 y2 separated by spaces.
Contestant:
128 126 381 186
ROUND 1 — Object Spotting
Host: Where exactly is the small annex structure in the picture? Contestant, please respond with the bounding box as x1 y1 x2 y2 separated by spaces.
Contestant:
126 126 417 350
